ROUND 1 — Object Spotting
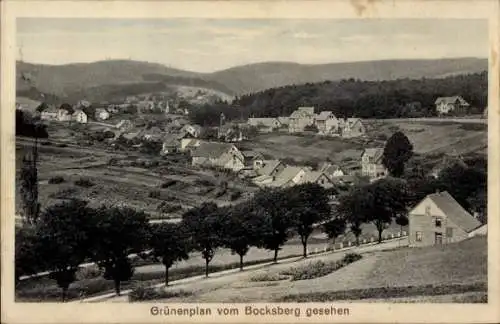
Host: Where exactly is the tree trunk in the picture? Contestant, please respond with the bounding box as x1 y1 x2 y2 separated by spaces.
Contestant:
165 266 169 286
61 287 67 303
273 248 279 263
378 229 383 243
355 235 360 246
114 279 121 296
239 254 244 271
301 236 308 258
205 258 209 278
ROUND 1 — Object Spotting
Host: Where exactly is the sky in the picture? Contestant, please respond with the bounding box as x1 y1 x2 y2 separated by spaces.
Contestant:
17 18 488 73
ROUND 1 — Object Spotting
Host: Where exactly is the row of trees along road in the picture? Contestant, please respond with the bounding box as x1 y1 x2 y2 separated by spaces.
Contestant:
16 131 486 302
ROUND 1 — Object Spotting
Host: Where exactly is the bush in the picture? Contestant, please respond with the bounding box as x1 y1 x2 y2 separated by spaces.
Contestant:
48 176 65 184
74 178 95 188
342 253 362 264
249 272 289 282
128 285 192 302
278 282 487 302
280 253 363 281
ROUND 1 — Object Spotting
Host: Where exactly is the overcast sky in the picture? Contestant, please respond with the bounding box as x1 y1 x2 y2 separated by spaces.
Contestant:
17 18 488 73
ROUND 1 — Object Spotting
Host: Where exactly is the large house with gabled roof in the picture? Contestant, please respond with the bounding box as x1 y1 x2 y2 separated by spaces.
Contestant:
361 148 388 179
408 191 483 247
435 96 470 116
314 111 339 135
288 107 316 133
191 141 245 171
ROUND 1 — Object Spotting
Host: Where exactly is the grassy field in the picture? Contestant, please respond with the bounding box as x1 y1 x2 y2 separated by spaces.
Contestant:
148 236 486 303
243 120 486 166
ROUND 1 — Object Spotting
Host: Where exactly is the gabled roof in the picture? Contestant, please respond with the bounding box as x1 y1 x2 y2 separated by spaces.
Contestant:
362 148 384 162
319 162 344 175
257 160 283 176
426 191 481 233
290 107 315 118
301 171 332 184
241 150 263 160
192 141 236 159
271 166 306 187
346 118 362 127
315 111 336 121
434 96 470 106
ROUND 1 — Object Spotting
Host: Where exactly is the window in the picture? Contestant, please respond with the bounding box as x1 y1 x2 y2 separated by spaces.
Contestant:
415 231 423 242
435 217 442 228
425 205 431 216
446 227 453 238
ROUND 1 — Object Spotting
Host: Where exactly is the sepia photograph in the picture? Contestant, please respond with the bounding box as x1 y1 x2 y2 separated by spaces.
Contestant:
2 0 499 323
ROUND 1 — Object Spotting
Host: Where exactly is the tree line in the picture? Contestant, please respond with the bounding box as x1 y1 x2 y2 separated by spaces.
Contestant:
187 72 487 126
16 132 487 301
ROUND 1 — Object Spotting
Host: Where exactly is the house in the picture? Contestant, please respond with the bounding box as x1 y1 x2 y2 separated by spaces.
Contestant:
179 138 201 152
142 127 163 142
248 118 281 133
267 166 309 188
314 111 339 135
299 171 335 188
361 148 388 179
483 107 488 119
319 162 346 178
107 105 119 113
115 119 134 132
95 108 110 120
255 160 285 176
218 125 244 142
277 117 290 127
435 96 470 116
240 150 265 169
72 109 88 124
161 137 179 155
180 124 202 138
339 118 366 138
57 107 73 121
191 142 245 172
408 191 483 247
288 107 316 133
40 107 58 120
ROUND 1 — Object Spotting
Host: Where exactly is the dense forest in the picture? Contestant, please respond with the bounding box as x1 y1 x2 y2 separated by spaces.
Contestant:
188 72 487 126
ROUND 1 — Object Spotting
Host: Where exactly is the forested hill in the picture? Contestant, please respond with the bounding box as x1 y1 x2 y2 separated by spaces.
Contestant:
189 72 487 126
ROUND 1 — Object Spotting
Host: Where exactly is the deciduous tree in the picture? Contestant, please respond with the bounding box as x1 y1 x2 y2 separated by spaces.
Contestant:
36 199 95 302
287 183 331 257
382 131 414 177
253 188 294 262
323 217 347 246
220 202 270 270
90 206 149 296
182 202 222 277
149 223 191 286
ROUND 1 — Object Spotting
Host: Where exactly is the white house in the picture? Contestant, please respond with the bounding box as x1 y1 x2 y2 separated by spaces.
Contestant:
95 108 110 120
72 109 88 124
314 111 339 135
